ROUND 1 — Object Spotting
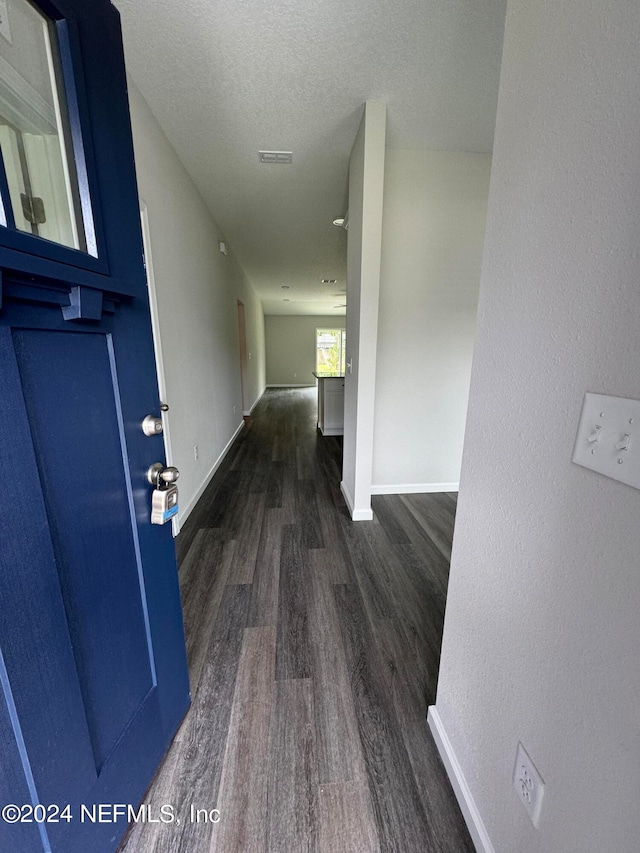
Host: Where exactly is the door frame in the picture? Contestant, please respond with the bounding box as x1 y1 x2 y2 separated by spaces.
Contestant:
140 201 180 534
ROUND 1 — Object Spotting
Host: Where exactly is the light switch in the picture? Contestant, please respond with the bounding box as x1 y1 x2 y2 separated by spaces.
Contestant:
573 393 640 489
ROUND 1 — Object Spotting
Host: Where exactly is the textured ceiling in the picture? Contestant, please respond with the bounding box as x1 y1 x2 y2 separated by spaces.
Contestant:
114 0 506 316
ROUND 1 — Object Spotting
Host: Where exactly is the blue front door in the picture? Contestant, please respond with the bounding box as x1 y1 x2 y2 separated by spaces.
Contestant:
0 1 190 851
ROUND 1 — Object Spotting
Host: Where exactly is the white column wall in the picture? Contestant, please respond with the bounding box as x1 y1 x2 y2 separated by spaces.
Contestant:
341 100 386 521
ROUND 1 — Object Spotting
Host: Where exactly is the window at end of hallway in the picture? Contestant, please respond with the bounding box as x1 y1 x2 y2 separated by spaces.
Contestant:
316 328 346 375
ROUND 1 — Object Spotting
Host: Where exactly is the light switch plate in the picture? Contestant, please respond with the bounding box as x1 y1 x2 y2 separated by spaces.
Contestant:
573 392 640 489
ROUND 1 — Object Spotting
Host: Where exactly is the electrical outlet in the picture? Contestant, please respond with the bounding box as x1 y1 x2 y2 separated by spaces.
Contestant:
513 742 545 826
233 405 236 415
193 445 199 461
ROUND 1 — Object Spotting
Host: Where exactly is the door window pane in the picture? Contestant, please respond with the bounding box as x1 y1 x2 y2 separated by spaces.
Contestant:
0 0 90 252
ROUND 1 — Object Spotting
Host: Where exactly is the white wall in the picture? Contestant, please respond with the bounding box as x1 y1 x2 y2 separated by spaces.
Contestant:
372 150 491 493
341 100 386 521
432 2 640 852
264 315 344 386
128 79 265 525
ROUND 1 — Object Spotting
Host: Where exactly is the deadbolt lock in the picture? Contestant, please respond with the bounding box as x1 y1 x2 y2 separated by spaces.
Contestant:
142 415 163 436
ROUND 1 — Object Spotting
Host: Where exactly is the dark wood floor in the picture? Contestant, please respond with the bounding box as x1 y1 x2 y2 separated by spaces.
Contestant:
119 387 474 853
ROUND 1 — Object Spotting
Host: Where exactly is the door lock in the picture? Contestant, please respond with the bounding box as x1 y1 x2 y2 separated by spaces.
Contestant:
147 463 180 486
147 463 180 525
142 414 163 436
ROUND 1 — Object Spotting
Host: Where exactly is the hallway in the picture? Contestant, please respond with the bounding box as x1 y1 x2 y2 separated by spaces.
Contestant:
119 387 473 853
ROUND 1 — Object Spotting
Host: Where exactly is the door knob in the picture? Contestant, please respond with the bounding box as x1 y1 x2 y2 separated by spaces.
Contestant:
147 462 180 486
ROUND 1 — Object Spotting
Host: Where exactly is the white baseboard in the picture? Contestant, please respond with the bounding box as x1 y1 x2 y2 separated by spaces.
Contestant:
340 480 374 521
371 482 459 495
427 706 495 853
265 383 315 388
178 420 245 525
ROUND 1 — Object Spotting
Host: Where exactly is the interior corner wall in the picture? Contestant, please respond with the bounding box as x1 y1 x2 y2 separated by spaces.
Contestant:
127 78 266 525
372 149 491 493
264 315 344 386
433 2 640 852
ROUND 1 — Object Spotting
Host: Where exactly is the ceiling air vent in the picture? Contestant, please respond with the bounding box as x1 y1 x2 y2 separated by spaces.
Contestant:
259 150 293 164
